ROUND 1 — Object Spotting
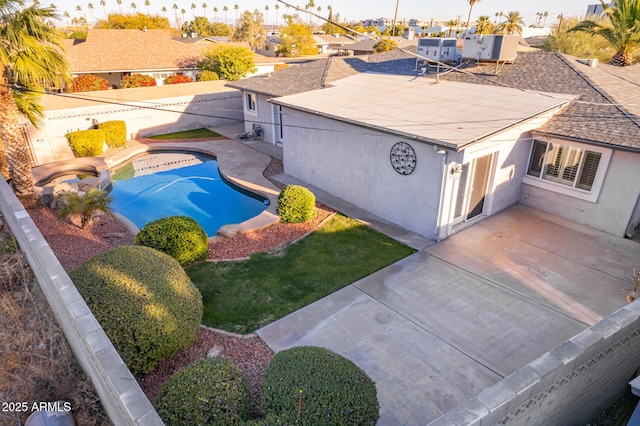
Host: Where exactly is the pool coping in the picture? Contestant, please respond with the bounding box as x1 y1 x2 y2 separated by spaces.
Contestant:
32 138 280 238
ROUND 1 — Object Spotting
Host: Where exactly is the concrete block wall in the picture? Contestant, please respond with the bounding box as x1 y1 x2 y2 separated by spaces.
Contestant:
0 178 163 425
428 302 640 425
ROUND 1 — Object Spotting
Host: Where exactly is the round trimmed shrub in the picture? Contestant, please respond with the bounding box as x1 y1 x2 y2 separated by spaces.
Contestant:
65 129 105 157
70 246 203 374
260 346 379 425
121 73 157 88
164 74 193 84
196 70 220 81
154 357 251 425
134 216 208 265
277 185 316 224
67 74 109 92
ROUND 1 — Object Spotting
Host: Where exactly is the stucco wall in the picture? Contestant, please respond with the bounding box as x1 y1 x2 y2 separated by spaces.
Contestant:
520 149 640 237
428 301 640 426
283 110 444 239
27 86 242 165
242 93 277 144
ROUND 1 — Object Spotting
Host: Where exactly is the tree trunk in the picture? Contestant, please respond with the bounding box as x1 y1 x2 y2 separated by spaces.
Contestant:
609 52 633 66
0 79 38 207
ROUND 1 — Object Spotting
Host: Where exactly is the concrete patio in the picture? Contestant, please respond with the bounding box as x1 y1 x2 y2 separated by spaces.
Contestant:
257 204 640 425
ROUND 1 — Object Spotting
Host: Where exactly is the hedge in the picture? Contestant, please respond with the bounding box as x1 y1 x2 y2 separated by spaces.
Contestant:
70 246 203 374
68 74 109 92
164 74 193 85
97 120 127 147
134 216 208 265
121 73 157 88
154 358 251 425
277 185 316 223
260 346 379 425
196 70 220 81
65 129 105 157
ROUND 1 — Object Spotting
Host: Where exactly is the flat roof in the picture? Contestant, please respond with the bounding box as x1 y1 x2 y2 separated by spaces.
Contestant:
270 73 575 150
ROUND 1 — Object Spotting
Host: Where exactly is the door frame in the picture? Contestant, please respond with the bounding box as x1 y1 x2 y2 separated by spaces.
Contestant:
447 152 496 234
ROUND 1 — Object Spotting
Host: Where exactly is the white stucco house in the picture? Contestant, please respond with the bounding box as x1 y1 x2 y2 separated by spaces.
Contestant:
227 50 640 241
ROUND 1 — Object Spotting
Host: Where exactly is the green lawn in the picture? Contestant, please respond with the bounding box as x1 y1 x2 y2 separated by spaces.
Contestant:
146 128 222 140
186 214 415 334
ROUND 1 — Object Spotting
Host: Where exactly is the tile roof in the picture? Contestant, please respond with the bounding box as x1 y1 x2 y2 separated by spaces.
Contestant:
230 48 640 151
64 29 260 73
226 56 367 96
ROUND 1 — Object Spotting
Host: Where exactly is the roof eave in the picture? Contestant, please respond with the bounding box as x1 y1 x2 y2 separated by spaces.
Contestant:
532 130 640 153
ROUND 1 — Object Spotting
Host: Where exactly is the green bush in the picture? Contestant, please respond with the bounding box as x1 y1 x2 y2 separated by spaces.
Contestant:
65 129 105 157
134 216 208 265
70 246 203 374
97 120 127 147
196 70 220 81
154 358 251 425
277 185 316 223
260 346 379 425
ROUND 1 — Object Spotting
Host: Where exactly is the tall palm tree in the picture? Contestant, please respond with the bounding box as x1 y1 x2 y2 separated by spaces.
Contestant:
161 5 166 16
116 0 122 13
0 0 70 204
144 0 150 14
87 2 94 23
264 4 269 28
274 3 279 28
130 2 136 13
224 5 229 23
190 2 196 19
213 6 217 21
202 2 207 17
63 9 70 26
172 3 178 26
75 4 82 17
464 0 480 36
99 0 105 18
542 11 549 27
233 4 238 21
316 5 321 26
392 0 400 37
496 10 524 35
570 0 640 66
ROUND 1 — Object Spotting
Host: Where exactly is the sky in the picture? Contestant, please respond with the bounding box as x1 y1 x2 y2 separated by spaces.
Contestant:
51 0 597 28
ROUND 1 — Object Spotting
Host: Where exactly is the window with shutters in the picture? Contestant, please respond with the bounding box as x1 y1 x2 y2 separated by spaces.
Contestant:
524 139 610 202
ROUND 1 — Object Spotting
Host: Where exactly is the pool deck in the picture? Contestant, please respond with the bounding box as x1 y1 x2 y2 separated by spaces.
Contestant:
32 134 282 237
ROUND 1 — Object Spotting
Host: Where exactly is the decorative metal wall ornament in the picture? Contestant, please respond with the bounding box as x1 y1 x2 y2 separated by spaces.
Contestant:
390 142 417 175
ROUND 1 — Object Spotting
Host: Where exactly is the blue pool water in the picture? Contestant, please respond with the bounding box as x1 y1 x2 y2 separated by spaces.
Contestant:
109 158 268 236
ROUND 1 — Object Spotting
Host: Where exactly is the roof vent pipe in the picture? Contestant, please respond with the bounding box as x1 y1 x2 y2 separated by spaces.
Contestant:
577 58 598 67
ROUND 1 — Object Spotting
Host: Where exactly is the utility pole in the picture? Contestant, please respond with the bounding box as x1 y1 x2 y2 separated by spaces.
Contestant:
392 0 400 37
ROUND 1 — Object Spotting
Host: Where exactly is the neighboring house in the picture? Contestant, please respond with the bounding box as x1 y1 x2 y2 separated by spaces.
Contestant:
64 29 276 87
228 50 640 240
257 34 281 57
314 34 357 55
350 38 418 56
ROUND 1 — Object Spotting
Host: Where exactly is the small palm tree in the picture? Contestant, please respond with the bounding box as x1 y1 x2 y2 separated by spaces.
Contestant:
569 0 640 66
476 15 494 34
58 188 114 228
496 10 524 35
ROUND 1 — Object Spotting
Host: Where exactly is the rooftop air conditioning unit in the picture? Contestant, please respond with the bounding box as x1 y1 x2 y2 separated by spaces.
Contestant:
461 34 519 62
417 37 459 63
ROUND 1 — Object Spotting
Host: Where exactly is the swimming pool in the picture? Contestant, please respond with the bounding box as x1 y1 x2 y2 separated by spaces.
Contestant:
109 152 269 237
